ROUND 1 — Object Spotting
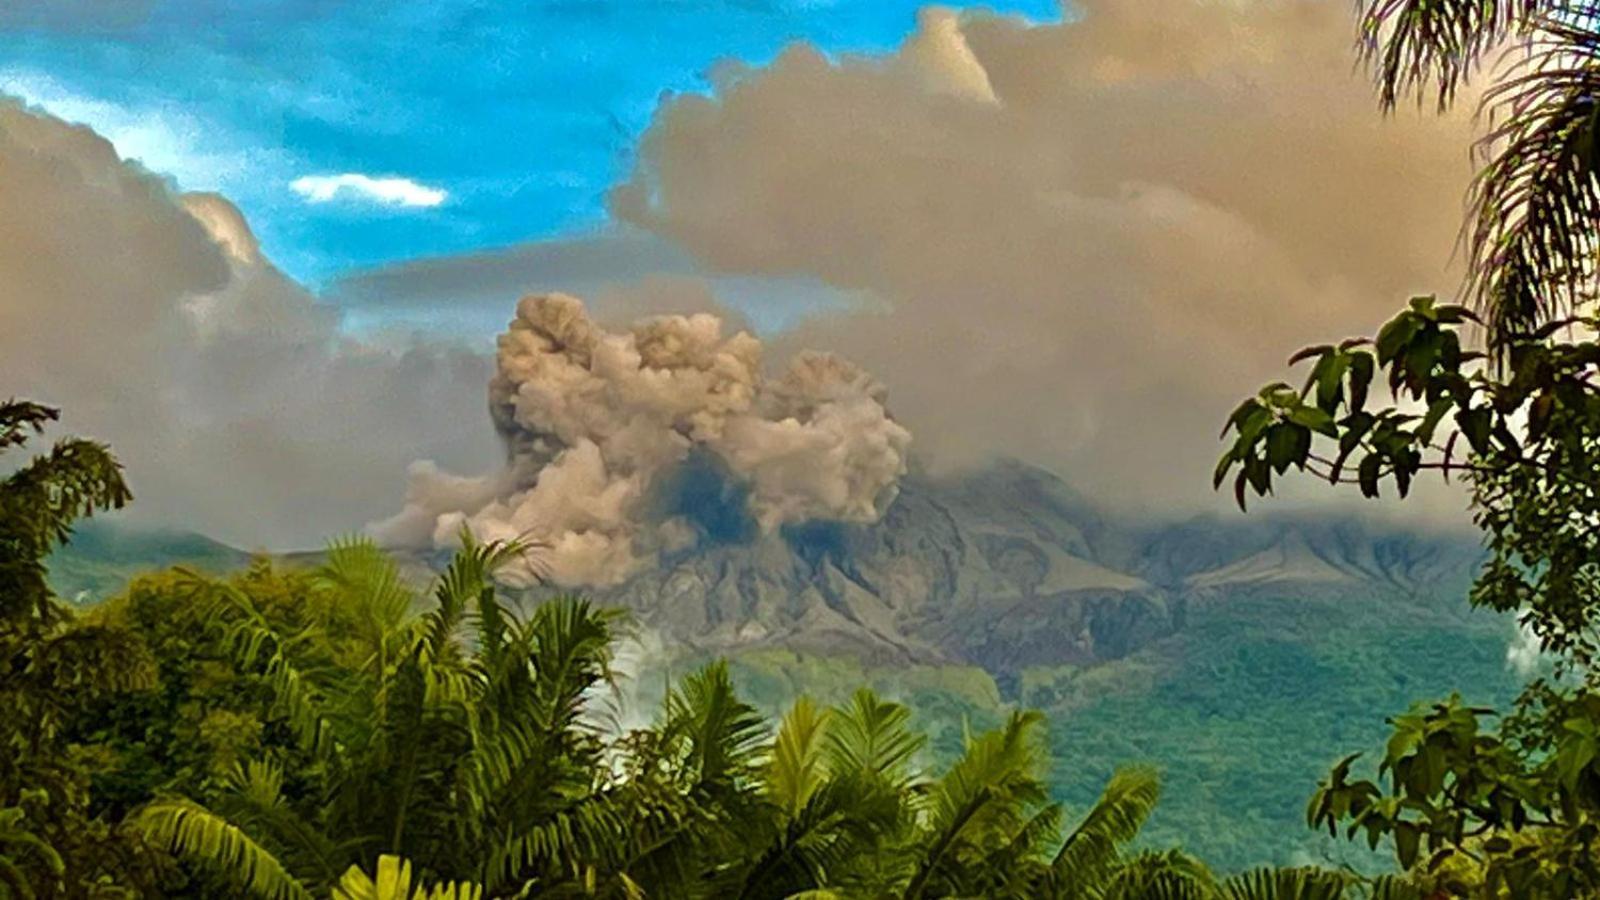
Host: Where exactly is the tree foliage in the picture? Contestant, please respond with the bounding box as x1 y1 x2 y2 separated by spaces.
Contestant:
108 534 1228 898
1217 9 1600 878
0 400 164 896
1212 6 1600 891
4 509 1371 899
1219 292 1600 893
0 396 1380 898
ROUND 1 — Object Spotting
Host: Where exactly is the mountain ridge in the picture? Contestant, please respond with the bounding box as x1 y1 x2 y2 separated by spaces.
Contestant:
574 459 1485 673
49 459 1486 677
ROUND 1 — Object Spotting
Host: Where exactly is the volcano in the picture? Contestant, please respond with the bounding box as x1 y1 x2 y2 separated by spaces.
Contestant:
576 459 1484 674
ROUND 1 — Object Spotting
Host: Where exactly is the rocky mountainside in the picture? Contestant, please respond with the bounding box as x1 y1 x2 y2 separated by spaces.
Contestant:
53 460 1484 678
580 460 1484 674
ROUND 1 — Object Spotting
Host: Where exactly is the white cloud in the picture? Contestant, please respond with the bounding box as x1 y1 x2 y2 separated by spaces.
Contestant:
291 173 447 208
0 99 495 549
0 69 275 192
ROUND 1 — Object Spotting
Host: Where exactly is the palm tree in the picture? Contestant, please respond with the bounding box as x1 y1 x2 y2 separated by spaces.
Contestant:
332 856 481 900
723 690 917 898
132 533 660 897
121 536 1125 898
130 534 1367 899
1355 1 1600 344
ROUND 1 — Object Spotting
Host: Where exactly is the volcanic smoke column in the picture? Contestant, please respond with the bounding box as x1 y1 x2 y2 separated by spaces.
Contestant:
372 293 911 585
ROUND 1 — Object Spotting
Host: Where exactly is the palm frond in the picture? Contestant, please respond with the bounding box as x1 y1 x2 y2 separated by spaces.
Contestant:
484 787 645 891
229 759 286 810
216 760 348 888
901 710 1052 900
1097 849 1217 900
666 661 768 791
133 798 312 900
316 536 417 646
418 533 552 739
766 697 831 819
424 527 533 661
1467 7 1600 342
332 855 482 900
461 596 618 842
973 802 1062 898
823 689 925 788
525 595 620 736
1357 0 1550 111
732 771 905 900
1219 866 1352 900
190 576 338 757
1051 766 1162 888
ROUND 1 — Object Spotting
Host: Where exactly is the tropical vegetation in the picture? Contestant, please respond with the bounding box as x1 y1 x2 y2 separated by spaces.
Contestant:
1211 1 1600 894
16 0 1600 897
4 397 1397 897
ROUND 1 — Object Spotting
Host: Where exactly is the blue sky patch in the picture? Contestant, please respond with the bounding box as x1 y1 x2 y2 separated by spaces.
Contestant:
0 0 1059 291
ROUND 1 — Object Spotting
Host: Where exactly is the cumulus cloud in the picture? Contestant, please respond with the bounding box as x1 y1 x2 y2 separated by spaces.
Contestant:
611 0 1481 519
372 293 910 585
291 173 448 208
0 98 495 548
0 69 284 194
899 7 999 104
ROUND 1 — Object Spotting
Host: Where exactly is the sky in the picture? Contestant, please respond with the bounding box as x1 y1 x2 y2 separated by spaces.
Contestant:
0 0 1058 290
0 0 1488 555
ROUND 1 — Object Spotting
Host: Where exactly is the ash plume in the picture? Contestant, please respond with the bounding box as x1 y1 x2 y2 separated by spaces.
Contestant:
371 293 910 585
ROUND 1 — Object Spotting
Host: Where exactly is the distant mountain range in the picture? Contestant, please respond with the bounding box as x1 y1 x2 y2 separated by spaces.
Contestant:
47 520 249 602
569 460 1486 675
53 460 1482 650
48 460 1515 871
409 460 1516 870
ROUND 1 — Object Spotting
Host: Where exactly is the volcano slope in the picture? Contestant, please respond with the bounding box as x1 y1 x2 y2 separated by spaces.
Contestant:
579 460 1520 869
